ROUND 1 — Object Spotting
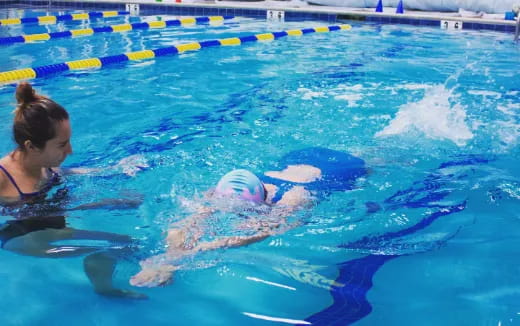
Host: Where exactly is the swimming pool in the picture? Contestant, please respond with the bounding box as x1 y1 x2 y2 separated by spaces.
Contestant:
1 3 519 325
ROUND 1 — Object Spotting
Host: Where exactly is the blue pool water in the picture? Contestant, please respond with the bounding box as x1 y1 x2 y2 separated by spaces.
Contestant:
1 5 520 326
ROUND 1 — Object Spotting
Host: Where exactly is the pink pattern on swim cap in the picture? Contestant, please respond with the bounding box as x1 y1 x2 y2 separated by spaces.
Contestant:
215 169 265 204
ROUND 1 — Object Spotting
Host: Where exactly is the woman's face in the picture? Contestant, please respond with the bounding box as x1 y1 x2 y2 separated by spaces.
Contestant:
37 119 72 168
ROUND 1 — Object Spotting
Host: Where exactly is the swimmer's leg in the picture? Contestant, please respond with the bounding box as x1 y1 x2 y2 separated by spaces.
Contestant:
84 251 147 299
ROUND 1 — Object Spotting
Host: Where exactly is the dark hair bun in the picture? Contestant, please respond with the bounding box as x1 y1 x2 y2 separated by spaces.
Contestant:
15 81 37 105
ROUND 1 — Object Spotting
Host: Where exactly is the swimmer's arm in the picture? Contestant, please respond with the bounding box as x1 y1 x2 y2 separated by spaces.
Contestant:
165 207 216 250
195 213 306 253
275 186 313 213
195 231 272 252
132 231 279 288
60 154 149 177
60 167 101 175
168 207 214 232
229 187 311 249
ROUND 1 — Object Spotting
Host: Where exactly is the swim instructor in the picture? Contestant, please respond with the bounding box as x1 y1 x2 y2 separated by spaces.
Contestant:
0 82 71 202
0 82 145 299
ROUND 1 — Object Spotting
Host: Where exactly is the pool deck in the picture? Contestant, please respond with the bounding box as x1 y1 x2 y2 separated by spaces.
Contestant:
2 0 518 31
103 0 518 27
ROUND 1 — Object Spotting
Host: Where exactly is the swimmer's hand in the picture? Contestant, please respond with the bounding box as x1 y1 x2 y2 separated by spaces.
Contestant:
195 232 272 252
130 265 178 288
116 154 149 177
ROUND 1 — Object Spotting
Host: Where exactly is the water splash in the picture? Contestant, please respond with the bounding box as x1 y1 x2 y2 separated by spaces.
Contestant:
375 85 473 146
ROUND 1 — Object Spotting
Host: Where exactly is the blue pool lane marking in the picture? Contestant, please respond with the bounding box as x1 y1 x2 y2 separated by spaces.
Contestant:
306 204 465 326
306 254 399 326
305 156 491 325
0 16 234 46
0 24 351 84
0 10 130 26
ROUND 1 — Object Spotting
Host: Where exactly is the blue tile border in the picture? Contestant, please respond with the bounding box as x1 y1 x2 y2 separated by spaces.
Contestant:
0 0 19 7
3 0 126 10
0 1 515 33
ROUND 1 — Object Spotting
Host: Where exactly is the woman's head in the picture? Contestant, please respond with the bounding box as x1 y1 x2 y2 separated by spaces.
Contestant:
12 82 72 166
215 169 266 204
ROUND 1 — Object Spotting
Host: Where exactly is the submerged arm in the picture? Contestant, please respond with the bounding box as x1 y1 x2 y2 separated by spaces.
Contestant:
130 187 311 288
61 154 149 177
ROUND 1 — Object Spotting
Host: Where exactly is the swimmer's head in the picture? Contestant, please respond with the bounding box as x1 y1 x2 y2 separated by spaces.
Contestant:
215 169 266 204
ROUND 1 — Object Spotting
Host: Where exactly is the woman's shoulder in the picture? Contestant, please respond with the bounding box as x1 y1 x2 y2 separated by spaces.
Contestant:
0 169 6 188
0 156 21 197
0 159 10 194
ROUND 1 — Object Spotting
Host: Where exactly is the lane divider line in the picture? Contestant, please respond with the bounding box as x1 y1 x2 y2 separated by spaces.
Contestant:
0 24 351 84
0 10 130 26
0 16 234 46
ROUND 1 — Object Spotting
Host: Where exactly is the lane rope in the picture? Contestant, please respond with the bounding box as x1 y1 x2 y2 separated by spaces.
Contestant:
0 10 130 26
0 16 234 46
0 24 351 84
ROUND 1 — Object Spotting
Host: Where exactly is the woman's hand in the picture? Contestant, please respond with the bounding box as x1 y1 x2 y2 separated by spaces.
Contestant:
62 154 149 177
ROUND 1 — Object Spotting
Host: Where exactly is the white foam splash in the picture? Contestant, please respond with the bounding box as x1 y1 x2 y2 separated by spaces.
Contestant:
468 90 502 98
497 103 520 115
334 93 363 107
496 120 520 146
495 103 520 147
332 84 364 107
337 84 363 91
297 87 325 100
375 85 473 146
384 83 433 91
